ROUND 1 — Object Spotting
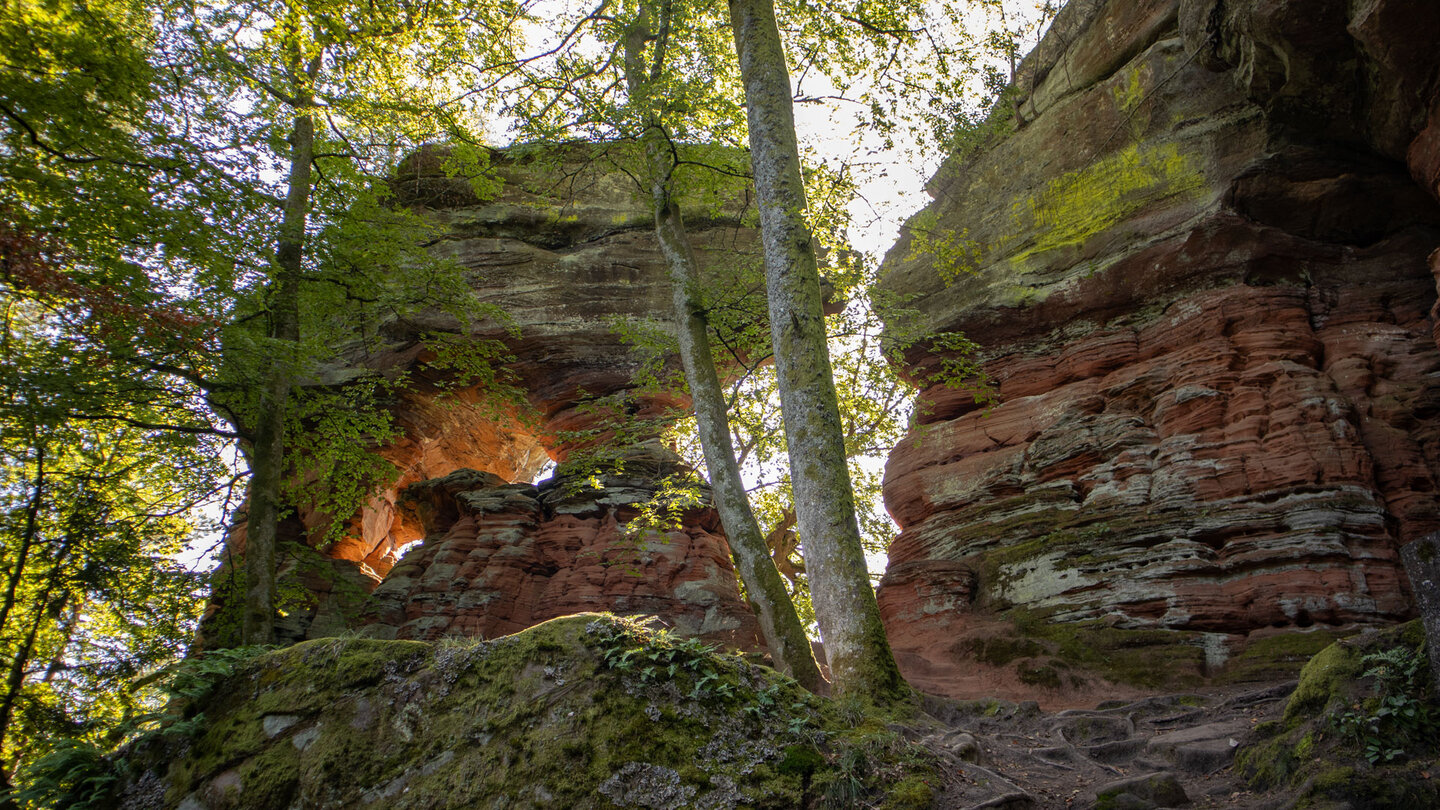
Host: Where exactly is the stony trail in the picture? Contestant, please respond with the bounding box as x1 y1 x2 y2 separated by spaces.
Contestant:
915 681 1300 809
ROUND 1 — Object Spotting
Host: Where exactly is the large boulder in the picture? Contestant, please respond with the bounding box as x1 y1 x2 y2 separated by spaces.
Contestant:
114 616 943 810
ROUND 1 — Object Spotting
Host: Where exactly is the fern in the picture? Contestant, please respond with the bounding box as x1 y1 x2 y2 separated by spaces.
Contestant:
10 739 122 810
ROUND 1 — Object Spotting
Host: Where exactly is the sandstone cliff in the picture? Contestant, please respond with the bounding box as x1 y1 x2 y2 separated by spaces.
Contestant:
210 144 769 651
876 0 1440 699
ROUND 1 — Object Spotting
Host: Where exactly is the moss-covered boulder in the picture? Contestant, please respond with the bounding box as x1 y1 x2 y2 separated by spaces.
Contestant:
1235 621 1440 809
116 614 940 809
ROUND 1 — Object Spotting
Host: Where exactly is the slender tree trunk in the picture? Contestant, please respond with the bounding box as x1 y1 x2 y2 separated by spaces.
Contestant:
0 445 43 637
623 8 824 691
242 102 313 646
727 0 907 700
0 528 73 799
0 594 61 748
0 445 44 809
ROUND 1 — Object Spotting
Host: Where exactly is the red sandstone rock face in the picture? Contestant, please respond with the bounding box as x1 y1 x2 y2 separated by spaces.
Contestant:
876 0 1440 700
308 145 763 577
359 461 763 649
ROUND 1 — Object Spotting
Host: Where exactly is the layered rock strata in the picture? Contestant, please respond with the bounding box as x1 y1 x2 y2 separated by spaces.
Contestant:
877 0 1440 698
216 145 769 649
359 455 763 649
330 144 762 578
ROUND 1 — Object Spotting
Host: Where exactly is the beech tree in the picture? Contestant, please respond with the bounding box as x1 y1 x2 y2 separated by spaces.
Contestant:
728 0 909 700
173 0 524 645
500 0 1006 698
477 0 824 689
618 1 826 691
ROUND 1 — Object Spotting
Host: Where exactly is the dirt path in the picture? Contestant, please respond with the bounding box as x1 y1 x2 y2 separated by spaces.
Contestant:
917 681 1300 809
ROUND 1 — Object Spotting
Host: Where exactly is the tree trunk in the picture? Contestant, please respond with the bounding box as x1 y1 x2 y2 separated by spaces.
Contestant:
622 8 824 691
727 0 907 700
0 526 74 796
242 105 313 646
0 444 43 637
0 445 45 809
1400 533 1440 692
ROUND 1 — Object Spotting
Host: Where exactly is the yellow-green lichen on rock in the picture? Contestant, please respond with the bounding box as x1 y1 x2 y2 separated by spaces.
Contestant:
116 614 942 810
1006 141 1207 272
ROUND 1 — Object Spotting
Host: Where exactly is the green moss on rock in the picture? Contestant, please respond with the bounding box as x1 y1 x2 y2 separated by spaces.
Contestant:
1236 622 1440 808
1006 607 1206 689
1219 630 1351 685
1284 641 1364 726
119 614 942 810
1005 141 1207 271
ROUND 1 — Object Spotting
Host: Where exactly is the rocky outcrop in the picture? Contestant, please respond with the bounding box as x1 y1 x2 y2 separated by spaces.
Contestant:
117 616 943 810
211 144 770 650
877 0 1440 699
358 452 764 649
330 143 762 578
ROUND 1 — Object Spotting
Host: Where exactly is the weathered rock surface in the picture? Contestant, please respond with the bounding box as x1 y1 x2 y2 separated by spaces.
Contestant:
118 616 943 810
877 0 1440 700
358 452 764 649
211 144 770 650
336 143 762 576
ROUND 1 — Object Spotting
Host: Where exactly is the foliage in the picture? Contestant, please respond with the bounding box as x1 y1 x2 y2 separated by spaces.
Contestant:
1238 624 1440 809
1334 646 1440 765
593 616 739 699
0 0 227 767
8 739 120 810
588 615 824 739
0 292 226 785
9 644 272 810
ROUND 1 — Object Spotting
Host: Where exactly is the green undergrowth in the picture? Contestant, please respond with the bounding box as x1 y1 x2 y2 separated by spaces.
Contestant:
1215 629 1350 685
106 614 940 810
999 607 1206 690
1235 621 1440 809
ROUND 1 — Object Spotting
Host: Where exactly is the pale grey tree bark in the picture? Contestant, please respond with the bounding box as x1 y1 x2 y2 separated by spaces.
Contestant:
243 95 314 646
623 6 825 691
727 0 908 700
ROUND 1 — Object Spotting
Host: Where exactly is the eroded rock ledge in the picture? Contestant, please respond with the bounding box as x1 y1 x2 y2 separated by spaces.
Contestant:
358 451 763 650
209 144 769 651
877 0 1440 699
